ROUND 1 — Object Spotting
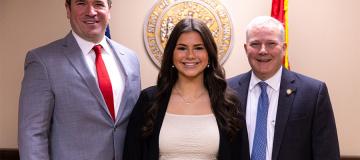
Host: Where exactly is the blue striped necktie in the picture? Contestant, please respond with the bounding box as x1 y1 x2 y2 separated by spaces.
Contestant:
251 82 269 160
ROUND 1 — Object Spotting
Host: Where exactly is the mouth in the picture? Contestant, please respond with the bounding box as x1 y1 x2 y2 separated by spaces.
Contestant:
182 61 200 68
256 57 271 63
83 19 98 24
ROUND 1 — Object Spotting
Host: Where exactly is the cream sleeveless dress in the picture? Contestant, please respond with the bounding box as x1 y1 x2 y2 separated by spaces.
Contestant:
159 113 220 160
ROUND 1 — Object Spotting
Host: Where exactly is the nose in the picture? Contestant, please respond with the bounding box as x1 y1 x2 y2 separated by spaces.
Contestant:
85 5 97 16
186 49 196 59
259 44 267 54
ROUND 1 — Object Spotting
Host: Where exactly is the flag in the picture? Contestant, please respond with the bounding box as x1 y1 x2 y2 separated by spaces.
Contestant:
105 25 111 39
271 0 290 69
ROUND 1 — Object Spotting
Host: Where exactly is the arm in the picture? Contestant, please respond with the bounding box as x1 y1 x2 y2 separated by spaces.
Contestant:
240 122 250 160
312 82 340 160
18 51 54 160
123 90 149 160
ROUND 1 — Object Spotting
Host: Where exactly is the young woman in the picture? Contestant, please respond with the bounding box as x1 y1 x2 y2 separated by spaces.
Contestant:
123 18 249 160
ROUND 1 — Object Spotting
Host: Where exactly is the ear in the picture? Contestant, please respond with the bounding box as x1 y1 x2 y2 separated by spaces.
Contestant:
281 42 287 56
65 3 71 19
244 43 248 55
108 3 112 20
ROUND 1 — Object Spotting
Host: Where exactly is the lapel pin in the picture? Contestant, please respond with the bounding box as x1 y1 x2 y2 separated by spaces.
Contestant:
286 89 293 95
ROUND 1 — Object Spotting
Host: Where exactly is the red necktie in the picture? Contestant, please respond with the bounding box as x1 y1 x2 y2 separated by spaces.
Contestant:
93 45 115 121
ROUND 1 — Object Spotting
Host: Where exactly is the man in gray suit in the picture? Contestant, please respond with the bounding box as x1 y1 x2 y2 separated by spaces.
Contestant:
18 0 140 159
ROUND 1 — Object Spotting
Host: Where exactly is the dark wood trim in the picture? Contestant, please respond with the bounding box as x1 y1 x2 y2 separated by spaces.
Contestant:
0 148 19 160
342 156 360 160
0 148 359 160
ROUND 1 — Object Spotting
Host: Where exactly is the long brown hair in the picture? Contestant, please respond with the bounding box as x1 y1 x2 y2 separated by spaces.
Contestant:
142 18 243 140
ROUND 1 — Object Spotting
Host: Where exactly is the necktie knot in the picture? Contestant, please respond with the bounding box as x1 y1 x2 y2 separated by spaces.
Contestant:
93 45 102 56
258 81 267 93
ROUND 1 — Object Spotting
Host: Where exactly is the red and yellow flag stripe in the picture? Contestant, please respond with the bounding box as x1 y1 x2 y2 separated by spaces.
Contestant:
271 0 290 69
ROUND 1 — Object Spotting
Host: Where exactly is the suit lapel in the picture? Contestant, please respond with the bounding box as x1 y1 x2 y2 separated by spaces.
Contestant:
106 39 130 124
235 71 252 113
62 33 113 121
272 69 297 160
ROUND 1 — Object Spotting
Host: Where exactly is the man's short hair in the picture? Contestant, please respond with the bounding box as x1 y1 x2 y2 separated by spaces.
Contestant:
246 16 285 42
66 0 112 7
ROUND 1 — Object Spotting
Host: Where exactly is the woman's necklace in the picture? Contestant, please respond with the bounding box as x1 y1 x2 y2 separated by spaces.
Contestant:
174 87 206 105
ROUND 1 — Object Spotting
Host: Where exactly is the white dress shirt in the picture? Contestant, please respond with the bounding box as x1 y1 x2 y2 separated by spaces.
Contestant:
246 67 282 160
72 31 125 118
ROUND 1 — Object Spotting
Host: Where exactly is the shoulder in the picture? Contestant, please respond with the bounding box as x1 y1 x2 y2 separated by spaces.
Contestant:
107 39 138 58
284 70 329 97
23 36 71 67
227 74 244 83
108 39 134 53
227 71 251 87
142 86 159 94
286 70 326 88
131 86 158 117
136 86 158 102
141 86 158 96
28 37 66 56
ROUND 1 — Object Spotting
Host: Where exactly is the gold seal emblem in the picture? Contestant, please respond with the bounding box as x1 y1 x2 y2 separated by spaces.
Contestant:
144 0 233 67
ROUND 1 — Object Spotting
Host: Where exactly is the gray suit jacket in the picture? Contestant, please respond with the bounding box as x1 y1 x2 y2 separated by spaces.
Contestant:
19 32 141 160
228 69 340 160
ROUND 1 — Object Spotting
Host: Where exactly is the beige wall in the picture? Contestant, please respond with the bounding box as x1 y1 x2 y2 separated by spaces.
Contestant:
1 0 359 156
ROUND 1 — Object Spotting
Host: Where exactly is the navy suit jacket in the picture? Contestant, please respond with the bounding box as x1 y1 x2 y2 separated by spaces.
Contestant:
228 69 340 160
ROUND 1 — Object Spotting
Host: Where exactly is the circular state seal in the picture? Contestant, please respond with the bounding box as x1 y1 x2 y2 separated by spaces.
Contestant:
144 0 233 67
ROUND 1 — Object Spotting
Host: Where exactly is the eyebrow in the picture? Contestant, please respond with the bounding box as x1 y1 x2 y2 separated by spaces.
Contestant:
176 43 204 46
249 40 279 43
94 0 105 3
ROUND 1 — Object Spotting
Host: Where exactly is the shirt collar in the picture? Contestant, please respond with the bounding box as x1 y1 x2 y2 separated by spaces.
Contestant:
71 31 112 55
249 66 282 91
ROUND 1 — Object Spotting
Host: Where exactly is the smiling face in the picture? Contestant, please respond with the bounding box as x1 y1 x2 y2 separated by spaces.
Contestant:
244 26 286 80
173 31 209 80
66 0 111 43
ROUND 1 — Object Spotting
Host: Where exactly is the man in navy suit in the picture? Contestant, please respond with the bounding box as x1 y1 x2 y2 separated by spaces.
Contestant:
228 16 340 160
